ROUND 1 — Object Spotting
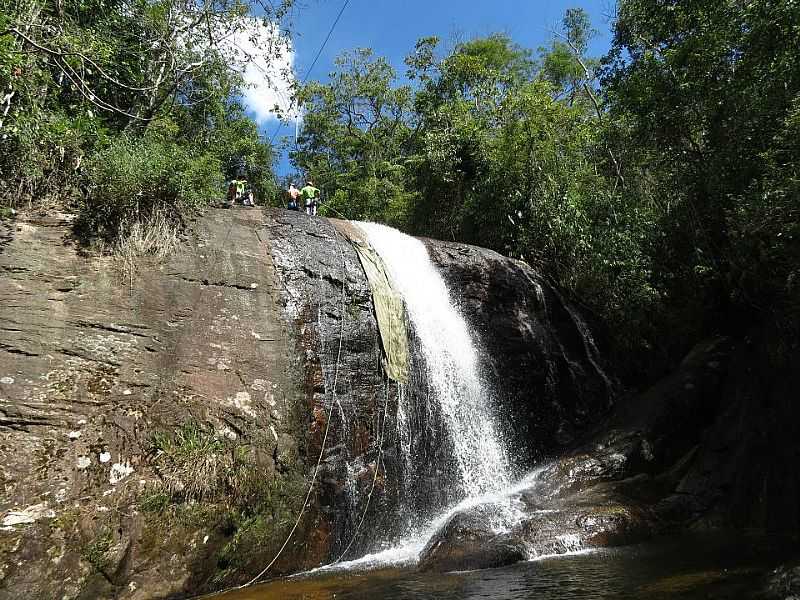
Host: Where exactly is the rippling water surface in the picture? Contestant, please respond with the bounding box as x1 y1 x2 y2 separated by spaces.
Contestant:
211 532 798 600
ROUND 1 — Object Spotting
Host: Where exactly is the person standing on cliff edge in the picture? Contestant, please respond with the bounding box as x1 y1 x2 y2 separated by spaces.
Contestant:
287 183 300 211
300 180 320 216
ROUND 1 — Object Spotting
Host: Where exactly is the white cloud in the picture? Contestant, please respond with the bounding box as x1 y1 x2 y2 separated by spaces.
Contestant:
222 18 300 125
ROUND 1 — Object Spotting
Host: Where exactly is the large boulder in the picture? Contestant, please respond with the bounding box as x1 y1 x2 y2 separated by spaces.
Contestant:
417 466 657 573
418 507 528 572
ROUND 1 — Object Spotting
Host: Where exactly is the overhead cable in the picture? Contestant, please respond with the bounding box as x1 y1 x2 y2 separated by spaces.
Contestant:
268 0 351 145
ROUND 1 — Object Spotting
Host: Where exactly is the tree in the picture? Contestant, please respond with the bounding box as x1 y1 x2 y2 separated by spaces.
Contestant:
405 34 536 242
1 0 294 125
603 0 800 355
540 7 600 111
291 48 415 225
0 0 285 236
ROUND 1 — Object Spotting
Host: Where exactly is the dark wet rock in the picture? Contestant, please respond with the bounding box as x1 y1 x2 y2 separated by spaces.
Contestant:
264 211 402 558
426 240 616 461
666 331 800 533
578 331 800 535
572 498 655 548
417 471 657 573
515 500 653 555
760 561 800 599
418 508 528 572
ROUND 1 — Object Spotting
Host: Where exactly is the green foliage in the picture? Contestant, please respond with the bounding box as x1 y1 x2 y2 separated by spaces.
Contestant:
602 0 800 369
562 8 594 54
0 0 284 238
148 421 229 503
145 420 303 513
151 421 225 458
81 529 113 573
141 419 307 582
295 2 800 380
290 48 416 226
206 102 277 203
212 472 306 580
139 489 171 514
292 30 663 371
726 97 800 327
78 130 222 240
442 33 536 91
5 0 797 382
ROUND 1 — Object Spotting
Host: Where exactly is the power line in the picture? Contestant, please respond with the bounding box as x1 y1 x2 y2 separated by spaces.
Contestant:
300 0 350 83
268 0 351 145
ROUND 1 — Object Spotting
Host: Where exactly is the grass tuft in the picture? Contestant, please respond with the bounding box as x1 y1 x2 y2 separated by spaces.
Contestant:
113 210 180 282
149 422 227 503
82 530 113 573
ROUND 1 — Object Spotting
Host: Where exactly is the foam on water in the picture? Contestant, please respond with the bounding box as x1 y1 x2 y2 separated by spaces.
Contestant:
312 466 551 575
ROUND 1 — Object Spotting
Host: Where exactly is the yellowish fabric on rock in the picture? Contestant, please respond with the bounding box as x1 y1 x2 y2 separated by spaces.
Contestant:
352 242 409 383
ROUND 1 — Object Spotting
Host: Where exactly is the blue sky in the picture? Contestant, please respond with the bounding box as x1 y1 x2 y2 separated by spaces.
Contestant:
265 0 617 175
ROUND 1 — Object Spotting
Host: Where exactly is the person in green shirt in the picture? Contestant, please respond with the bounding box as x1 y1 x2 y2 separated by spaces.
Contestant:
300 180 320 216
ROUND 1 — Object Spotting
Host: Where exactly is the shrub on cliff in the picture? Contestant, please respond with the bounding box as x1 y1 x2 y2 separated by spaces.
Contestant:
77 130 222 242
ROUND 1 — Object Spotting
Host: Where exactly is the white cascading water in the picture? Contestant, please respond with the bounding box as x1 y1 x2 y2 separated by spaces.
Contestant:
316 221 518 569
357 221 510 498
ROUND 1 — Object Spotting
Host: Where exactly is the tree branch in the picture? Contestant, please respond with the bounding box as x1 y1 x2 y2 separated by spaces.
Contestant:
552 29 626 189
8 27 159 92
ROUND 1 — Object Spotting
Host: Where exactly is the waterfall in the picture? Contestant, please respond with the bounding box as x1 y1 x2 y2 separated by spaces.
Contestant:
322 221 514 567
357 222 510 498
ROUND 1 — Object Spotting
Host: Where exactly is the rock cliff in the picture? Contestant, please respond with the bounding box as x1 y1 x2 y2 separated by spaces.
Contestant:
0 209 318 599
3 206 792 597
0 208 614 598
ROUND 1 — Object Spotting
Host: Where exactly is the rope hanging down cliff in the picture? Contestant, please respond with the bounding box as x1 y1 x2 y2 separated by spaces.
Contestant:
333 375 391 563
239 224 349 589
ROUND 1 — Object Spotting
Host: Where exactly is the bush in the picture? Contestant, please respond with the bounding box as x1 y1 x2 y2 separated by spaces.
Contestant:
79 133 222 242
0 107 101 209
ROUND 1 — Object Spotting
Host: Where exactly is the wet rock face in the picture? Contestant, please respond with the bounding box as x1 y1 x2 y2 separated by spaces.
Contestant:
654 332 800 533
416 332 800 574
425 240 615 462
263 212 622 562
418 509 527 572
262 210 399 559
417 468 657 573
